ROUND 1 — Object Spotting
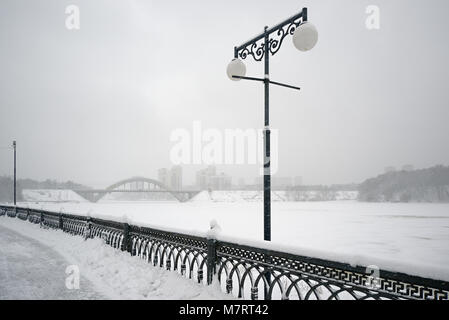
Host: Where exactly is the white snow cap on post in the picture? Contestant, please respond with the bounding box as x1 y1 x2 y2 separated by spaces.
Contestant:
292 22 319 52
226 58 246 81
206 219 221 239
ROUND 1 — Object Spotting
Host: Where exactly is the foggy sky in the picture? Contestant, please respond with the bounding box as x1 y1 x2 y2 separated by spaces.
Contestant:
1 0 449 188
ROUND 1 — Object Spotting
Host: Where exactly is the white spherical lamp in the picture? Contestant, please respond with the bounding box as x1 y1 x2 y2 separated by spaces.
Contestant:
292 22 318 52
227 58 246 81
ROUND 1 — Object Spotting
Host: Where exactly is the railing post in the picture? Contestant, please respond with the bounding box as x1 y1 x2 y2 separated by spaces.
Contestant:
122 223 130 252
59 213 63 230
131 237 137 256
206 238 217 285
84 217 91 240
264 254 273 300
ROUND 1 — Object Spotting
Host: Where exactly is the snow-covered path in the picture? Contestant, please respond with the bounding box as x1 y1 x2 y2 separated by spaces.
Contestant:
0 225 105 300
0 217 231 300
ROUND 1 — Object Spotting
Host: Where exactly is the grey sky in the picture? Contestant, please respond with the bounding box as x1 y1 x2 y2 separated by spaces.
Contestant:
1 0 448 187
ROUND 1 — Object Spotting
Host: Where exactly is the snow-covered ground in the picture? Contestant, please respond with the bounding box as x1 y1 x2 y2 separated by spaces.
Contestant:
22 189 87 203
0 217 231 300
0 224 105 300
192 190 358 202
21 189 358 203
13 199 449 282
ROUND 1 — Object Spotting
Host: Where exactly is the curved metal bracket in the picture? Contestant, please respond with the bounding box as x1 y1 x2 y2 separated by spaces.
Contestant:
235 8 308 62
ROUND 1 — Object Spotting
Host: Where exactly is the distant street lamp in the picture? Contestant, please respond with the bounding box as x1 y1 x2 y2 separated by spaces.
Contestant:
227 8 318 241
13 140 16 205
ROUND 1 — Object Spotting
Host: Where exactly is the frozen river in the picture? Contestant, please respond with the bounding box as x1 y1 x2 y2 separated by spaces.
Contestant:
16 200 449 281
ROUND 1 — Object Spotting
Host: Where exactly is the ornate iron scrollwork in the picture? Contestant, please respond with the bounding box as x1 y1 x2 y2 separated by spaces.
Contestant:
215 242 449 300
268 16 303 56
239 41 266 62
237 15 305 62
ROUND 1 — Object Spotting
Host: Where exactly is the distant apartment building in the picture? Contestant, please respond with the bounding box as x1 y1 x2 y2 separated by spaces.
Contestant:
210 173 232 190
196 166 231 190
158 166 183 190
196 166 216 190
170 165 183 190
158 168 169 187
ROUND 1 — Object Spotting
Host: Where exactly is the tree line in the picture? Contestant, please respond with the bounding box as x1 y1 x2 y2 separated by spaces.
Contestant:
358 165 449 202
0 176 89 203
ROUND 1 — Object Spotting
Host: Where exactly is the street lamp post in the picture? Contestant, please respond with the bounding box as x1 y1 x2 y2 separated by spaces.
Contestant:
13 140 16 205
227 7 318 241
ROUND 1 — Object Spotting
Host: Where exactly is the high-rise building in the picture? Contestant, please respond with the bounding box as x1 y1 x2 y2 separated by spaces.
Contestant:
158 168 169 187
195 166 232 190
402 164 414 172
158 166 183 190
196 165 217 190
210 173 232 190
170 165 183 190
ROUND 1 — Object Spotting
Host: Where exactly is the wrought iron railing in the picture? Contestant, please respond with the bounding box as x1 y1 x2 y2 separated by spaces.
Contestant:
1 205 448 300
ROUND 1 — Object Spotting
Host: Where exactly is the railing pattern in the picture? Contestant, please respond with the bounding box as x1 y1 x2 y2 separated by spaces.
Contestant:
1 205 448 300
129 226 209 283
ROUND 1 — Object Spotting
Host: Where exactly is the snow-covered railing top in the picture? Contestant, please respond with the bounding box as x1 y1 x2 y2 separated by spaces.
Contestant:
1 205 448 300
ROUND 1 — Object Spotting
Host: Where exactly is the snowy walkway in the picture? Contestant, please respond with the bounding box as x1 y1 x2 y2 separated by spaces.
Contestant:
0 225 104 300
0 217 231 300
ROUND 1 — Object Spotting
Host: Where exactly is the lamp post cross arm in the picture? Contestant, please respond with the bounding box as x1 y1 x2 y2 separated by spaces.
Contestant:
231 75 301 91
234 8 308 61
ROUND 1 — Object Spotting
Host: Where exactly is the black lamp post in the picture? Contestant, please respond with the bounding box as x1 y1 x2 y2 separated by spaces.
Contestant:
13 140 16 205
227 7 318 241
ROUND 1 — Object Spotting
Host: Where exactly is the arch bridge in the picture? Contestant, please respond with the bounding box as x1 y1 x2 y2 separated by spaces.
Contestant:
73 177 200 203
